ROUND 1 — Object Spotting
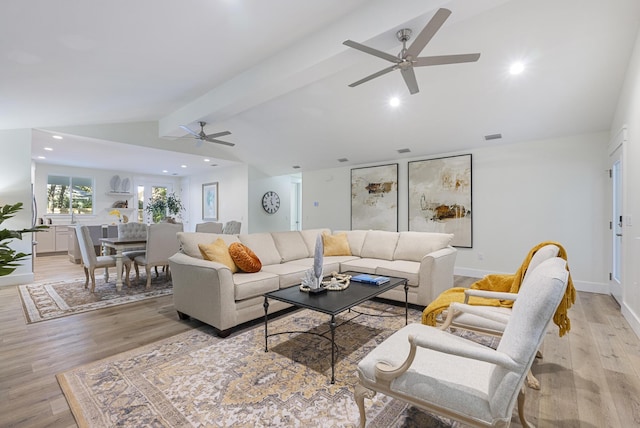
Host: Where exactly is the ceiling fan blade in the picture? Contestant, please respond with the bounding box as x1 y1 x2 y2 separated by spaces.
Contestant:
179 125 200 137
414 53 481 67
343 40 400 63
400 67 419 95
204 137 235 147
205 131 231 139
406 8 452 58
349 64 397 87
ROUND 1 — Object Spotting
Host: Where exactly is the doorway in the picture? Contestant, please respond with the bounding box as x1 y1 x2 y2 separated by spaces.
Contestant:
608 127 626 305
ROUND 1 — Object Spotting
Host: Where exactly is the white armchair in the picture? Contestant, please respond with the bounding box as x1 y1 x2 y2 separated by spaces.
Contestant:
355 257 570 428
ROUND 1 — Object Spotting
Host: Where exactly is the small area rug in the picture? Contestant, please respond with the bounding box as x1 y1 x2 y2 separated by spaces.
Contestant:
18 274 172 323
57 301 498 427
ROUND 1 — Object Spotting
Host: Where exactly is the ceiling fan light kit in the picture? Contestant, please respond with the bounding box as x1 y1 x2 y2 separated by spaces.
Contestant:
343 8 480 95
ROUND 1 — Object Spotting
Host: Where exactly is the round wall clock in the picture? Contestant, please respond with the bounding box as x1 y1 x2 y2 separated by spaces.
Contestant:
262 191 280 214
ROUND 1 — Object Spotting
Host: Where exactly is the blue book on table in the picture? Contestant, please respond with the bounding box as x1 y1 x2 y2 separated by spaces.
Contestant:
351 274 390 285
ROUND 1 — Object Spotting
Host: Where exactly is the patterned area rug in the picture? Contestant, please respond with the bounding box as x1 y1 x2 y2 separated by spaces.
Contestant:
57 301 499 427
18 273 172 323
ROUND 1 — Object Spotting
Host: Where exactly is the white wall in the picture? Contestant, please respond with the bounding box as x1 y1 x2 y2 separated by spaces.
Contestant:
0 129 34 286
34 163 181 226
248 167 296 233
187 164 249 233
301 131 608 293
610 28 640 337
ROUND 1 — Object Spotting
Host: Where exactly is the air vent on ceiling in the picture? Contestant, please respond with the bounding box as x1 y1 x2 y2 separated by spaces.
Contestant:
292 165 301 169
397 148 411 154
338 158 349 163
484 133 502 141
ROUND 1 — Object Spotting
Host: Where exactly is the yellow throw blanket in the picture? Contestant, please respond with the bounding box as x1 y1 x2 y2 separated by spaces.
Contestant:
422 241 576 336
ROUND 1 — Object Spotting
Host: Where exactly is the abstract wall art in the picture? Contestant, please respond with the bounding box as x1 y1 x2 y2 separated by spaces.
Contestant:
408 154 472 247
351 163 398 231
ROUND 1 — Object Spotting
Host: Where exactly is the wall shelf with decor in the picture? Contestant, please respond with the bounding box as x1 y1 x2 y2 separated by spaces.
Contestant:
106 192 133 197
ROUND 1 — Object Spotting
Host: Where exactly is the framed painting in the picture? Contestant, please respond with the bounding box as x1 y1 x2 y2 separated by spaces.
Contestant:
202 182 219 221
408 154 472 247
351 163 398 231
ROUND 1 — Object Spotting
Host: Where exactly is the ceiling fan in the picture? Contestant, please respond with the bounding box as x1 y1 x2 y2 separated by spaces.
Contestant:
343 8 480 95
179 121 235 147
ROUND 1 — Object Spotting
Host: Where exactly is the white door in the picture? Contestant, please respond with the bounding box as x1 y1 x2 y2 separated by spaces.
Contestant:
608 127 626 305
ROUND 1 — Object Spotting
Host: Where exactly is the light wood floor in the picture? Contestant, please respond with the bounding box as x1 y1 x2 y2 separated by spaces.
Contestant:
1 255 639 427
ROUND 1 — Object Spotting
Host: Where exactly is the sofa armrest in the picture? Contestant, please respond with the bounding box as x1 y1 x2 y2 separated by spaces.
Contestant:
168 252 237 331
418 246 457 304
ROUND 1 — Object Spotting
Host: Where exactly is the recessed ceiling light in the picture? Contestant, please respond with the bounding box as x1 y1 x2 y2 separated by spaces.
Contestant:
203 158 210 162
162 169 168 173
44 147 53 151
37 156 46 159
52 135 63 140
389 97 400 107
180 165 187 168
509 62 524 75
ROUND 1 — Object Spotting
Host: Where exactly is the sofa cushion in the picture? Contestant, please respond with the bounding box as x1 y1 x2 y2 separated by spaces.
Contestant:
177 232 240 259
360 230 399 261
198 238 238 273
229 243 262 273
238 233 282 266
233 271 279 300
271 231 309 262
339 230 368 257
323 232 351 256
261 262 310 288
340 258 381 274
393 232 454 262
374 260 421 287
299 228 331 256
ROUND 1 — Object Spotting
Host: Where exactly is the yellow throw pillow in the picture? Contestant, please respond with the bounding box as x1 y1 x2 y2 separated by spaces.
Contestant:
229 242 262 273
323 232 352 256
198 238 238 273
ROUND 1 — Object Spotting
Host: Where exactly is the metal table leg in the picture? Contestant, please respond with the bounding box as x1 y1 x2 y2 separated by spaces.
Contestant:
264 297 270 352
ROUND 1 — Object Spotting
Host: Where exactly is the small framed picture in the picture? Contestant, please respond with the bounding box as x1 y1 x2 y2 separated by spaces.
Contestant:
202 182 219 220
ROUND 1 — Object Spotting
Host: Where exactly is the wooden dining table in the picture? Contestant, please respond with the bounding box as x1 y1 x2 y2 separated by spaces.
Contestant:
100 237 146 292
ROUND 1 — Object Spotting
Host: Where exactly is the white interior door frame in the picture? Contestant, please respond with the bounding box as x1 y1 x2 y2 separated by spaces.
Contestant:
608 126 627 305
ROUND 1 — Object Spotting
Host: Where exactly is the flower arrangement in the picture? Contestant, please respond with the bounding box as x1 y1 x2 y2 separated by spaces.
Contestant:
109 209 121 222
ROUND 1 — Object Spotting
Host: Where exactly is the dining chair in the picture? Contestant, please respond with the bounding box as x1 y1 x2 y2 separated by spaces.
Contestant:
195 222 224 233
133 222 183 289
355 257 570 428
75 225 132 292
222 220 241 234
118 222 148 261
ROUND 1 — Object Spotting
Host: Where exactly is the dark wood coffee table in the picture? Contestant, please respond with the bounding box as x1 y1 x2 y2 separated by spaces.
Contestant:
263 271 408 383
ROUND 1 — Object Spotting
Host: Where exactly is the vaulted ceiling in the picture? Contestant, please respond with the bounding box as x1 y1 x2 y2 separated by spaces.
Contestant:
3 0 639 176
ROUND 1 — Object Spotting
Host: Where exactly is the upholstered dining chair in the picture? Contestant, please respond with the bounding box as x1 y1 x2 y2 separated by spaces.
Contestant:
222 220 241 234
132 222 183 289
118 222 148 261
195 222 224 233
355 257 570 428
75 225 132 292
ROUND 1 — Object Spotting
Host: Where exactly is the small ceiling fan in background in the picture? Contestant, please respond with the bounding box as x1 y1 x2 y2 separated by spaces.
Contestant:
343 8 480 95
179 121 235 147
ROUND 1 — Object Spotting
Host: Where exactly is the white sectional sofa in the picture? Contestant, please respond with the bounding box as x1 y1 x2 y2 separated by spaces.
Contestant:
169 229 457 336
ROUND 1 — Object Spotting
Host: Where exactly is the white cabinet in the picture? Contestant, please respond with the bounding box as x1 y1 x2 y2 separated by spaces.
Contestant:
36 225 71 254
35 229 55 253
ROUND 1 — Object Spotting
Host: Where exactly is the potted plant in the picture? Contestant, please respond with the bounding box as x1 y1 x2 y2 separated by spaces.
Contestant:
0 202 48 277
145 192 184 223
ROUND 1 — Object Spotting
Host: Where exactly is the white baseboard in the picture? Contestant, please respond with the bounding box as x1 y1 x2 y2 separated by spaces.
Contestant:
454 267 609 294
0 272 34 287
621 303 640 339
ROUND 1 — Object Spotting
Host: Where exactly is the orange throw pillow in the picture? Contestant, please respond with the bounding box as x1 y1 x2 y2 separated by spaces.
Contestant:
229 242 262 273
198 238 238 273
